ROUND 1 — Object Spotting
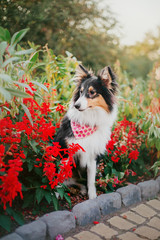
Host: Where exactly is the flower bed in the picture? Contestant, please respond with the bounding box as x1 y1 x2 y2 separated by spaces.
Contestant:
0 27 160 236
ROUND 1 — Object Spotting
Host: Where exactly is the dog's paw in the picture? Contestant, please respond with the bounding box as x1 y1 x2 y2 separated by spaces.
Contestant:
88 189 97 199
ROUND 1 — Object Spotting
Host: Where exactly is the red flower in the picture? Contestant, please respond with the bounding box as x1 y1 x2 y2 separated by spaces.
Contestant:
129 149 139 164
106 139 115 151
56 104 65 114
41 185 47 189
93 221 99 224
111 156 120 163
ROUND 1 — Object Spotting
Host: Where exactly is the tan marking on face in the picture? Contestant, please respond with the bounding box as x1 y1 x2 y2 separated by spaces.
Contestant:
88 86 96 97
88 86 94 92
87 94 109 112
80 86 84 93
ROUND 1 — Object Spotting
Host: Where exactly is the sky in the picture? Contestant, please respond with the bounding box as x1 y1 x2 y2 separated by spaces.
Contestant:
104 0 160 46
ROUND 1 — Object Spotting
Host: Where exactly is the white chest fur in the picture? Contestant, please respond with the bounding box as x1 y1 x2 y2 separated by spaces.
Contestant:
67 104 117 168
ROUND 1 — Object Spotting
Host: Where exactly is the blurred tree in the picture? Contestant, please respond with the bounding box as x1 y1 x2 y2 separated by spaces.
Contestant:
120 27 160 78
0 0 120 71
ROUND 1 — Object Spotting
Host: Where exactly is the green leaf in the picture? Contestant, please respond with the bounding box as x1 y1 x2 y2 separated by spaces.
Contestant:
64 193 71 208
2 56 20 68
104 166 110 175
118 172 125 179
0 27 6 41
28 139 38 153
52 192 59 211
156 140 160 151
34 167 42 176
27 62 45 72
27 160 34 172
36 188 44 204
45 191 52 204
0 73 13 83
56 187 65 199
4 29 11 43
28 52 39 70
22 194 34 209
12 211 24 226
11 28 29 47
0 41 7 57
20 103 33 126
31 80 48 92
0 86 12 101
107 182 114 192
0 214 11 232
5 88 31 98
15 48 35 56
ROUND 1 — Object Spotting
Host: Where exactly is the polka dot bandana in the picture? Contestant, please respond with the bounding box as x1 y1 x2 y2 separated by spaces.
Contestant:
71 120 97 139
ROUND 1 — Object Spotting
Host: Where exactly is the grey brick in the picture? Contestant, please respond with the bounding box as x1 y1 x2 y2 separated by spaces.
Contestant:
15 220 46 240
0 233 23 240
72 199 101 226
156 176 160 191
41 210 75 239
137 180 159 200
96 192 121 215
116 184 141 206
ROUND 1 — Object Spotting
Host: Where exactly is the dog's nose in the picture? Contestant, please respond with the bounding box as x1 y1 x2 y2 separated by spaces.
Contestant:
74 103 81 110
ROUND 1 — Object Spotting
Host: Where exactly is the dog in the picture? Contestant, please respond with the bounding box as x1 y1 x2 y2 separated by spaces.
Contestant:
55 64 118 199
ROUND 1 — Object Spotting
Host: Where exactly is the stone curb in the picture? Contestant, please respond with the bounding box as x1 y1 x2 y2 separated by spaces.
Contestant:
1 178 160 240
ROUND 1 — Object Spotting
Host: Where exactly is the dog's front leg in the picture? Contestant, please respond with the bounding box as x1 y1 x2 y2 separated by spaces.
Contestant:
87 160 97 199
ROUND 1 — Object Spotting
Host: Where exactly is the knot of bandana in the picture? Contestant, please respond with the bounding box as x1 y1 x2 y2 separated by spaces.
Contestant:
71 120 97 139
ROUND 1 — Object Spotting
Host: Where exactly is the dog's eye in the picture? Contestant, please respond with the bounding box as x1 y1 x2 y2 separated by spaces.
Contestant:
88 89 96 97
90 90 95 95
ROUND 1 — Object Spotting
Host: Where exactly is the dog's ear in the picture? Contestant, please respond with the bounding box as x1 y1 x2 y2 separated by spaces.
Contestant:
74 64 93 82
98 66 113 89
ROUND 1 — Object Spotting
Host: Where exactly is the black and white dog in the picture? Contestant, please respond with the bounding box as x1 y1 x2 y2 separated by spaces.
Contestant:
55 65 118 199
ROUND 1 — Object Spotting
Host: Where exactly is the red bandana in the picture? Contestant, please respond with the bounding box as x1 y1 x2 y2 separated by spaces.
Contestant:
71 120 97 139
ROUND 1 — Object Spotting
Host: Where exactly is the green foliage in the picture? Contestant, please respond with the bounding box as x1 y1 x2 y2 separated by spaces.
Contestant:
0 27 78 234
115 60 160 173
0 0 119 71
0 27 78 119
0 25 160 236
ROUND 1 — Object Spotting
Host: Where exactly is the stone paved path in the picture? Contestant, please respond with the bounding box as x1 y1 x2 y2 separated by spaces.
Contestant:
64 197 160 240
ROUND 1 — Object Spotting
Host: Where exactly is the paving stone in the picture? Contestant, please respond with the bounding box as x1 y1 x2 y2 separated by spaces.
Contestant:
65 238 75 240
15 220 46 240
0 233 23 240
118 232 144 240
108 216 135 230
120 211 145 224
131 203 156 218
116 184 141 206
41 210 75 239
147 217 160 230
147 199 160 210
90 223 118 239
72 199 101 226
137 180 159 200
96 192 121 215
135 226 160 239
74 231 102 240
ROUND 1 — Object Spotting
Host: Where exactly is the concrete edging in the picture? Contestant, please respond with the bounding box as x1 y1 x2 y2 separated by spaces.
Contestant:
1 176 160 240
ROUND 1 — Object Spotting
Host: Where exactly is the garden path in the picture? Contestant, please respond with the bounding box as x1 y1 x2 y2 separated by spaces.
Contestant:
64 196 160 240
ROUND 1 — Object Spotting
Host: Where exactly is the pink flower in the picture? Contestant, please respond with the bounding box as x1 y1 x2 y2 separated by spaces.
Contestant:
56 234 64 240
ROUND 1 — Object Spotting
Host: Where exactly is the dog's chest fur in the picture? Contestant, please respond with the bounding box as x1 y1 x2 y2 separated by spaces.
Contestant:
66 103 117 168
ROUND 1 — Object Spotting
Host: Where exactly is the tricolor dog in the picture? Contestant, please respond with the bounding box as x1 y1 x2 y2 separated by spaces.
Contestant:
55 64 118 199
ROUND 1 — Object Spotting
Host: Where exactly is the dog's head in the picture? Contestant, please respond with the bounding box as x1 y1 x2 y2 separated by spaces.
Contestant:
73 64 118 112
